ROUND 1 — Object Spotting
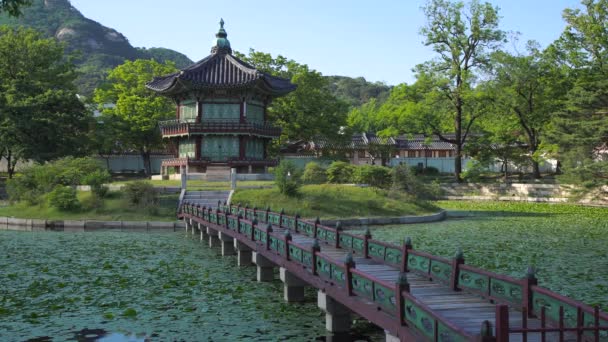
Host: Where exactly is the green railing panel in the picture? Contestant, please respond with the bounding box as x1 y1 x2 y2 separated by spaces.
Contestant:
239 221 252 236
331 263 345 285
281 216 295 229
458 270 489 293
583 315 608 341
317 227 328 241
437 321 468 342
218 215 226 226
339 234 353 249
268 213 281 226
231 207 238 215
210 213 217 223
245 210 255 221
325 230 336 244
352 237 364 253
532 291 579 327
352 274 374 300
255 212 267 223
368 242 386 259
430 260 452 282
384 247 402 265
288 244 303 263
317 257 331 279
277 240 286 256
253 228 261 241
269 236 279 253
374 283 396 313
259 231 267 244
490 278 522 305
404 299 435 340
228 217 238 231
408 254 430 274
302 251 313 268
297 221 315 237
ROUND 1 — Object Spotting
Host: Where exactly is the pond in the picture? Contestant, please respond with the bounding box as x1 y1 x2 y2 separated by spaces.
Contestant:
351 201 608 310
0 230 382 341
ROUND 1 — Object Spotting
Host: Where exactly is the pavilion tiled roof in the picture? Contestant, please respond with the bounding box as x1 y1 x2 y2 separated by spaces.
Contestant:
146 20 296 96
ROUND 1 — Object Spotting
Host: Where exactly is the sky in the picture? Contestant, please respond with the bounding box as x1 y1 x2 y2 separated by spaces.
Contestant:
70 0 582 85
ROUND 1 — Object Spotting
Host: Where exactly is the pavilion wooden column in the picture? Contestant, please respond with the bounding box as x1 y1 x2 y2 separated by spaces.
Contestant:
196 99 202 123
239 136 246 160
195 136 202 159
176 100 181 120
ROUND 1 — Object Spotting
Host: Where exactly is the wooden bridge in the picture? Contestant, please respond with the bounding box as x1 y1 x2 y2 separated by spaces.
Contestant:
179 202 608 342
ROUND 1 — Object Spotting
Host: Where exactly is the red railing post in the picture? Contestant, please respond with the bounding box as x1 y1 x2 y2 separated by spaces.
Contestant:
344 253 355 296
251 218 257 241
279 208 285 228
450 248 464 291
363 227 372 259
314 217 320 238
522 266 538 318
265 223 273 251
311 239 320 275
479 320 495 342
284 229 292 260
265 206 270 223
400 237 412 273
294 213 300 233
395 272 409 326
495 304 510 342
335 221 342 248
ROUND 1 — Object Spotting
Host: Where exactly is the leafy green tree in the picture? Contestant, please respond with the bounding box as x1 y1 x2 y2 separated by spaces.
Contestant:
489 44 568 178
235 49 350 145
93 59 177 175
0 26 89 178
0 0 31 16
274 160 301 196
416 0 505 181
547 0 608 186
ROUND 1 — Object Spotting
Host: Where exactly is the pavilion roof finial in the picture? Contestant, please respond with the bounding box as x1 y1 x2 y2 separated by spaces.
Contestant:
211 18 231 54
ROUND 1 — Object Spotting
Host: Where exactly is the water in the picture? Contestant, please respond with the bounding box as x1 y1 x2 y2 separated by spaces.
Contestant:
0 230 382 341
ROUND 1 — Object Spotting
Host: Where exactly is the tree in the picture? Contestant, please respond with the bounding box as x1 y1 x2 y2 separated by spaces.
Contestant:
0 26 89 178
416 0 505 181
547 0 608 185
489 44 568 178
93 59 177 175
0 0 31 16
235 49 350 145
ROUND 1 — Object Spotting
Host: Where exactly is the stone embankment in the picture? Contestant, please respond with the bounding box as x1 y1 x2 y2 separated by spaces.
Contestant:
0 217 185 232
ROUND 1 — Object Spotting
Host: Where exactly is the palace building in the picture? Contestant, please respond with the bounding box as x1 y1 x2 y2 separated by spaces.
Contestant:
147 19 295 180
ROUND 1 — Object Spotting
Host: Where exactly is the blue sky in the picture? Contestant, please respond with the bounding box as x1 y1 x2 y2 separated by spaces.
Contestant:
70 0 581 85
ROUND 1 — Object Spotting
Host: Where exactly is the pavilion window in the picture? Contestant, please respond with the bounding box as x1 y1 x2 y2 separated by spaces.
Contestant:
247 103 264 124
180 101 197 123
202 102 240 121
407 151 416 158
438 151 447 158
246 138 264 159
178 138 195 158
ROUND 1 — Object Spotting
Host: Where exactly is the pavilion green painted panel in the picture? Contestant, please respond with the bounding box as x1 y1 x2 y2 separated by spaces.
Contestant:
202 103 239 120
247 104 264 123
201 136 238 161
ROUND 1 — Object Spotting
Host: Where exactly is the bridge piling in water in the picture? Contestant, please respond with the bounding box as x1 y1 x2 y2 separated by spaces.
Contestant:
279 267 307 302
218 232 236 256
198 223 207 242
206 227 220 248
253 251 275 282
233 240 252 266
317 290 352 333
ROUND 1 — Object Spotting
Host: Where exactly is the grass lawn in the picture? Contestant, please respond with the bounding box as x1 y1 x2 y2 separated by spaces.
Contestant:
0 191 178 221
231 184 439 219
352 201 608 310
112 179 274 190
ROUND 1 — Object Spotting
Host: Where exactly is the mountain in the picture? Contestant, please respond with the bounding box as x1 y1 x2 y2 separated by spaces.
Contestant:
0 0 193 95
326 76 392 108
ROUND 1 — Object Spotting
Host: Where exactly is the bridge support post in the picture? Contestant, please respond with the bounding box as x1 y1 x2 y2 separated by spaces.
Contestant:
385 332 400 342
317 291 351 333
198 223 207 242
279 267 307 302
253 252 274 282
234 240 252 266
218 232 235 256
206 227 220 248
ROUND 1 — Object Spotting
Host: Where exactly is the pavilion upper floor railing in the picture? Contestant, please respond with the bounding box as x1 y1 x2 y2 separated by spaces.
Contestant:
179 202 608 342
159 119 281 138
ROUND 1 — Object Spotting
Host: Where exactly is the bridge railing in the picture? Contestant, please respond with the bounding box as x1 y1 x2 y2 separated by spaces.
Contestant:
181 202 608 341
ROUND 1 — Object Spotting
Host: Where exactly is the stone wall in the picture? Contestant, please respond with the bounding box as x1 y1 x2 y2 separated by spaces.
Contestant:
0 217 185 232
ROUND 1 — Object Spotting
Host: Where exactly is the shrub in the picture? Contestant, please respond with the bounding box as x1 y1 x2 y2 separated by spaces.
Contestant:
274 160 302 196
422 166 439 175
47 185 80 211
301 162 327 184
83 169 111 198
326 161 356 183
391 164 441 200
123 181 158 212
353 165 391 188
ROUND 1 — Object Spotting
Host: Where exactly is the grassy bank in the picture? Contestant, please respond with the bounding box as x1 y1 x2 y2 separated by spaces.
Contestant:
112 179 274 190
231 184 439 219
354 201 608 309
0 191 178 221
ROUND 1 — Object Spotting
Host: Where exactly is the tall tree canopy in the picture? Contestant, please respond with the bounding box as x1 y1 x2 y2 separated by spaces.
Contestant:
548 0 608 185
0 26 89 177
415 0 505 181
93 59 177 175
235 49 350 146
0 0 31 16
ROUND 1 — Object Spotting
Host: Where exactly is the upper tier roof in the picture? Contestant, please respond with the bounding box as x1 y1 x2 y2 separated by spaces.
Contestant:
146 19 296 97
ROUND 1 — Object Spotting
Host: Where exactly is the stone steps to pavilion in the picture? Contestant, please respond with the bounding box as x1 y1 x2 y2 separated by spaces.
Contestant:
184 190 230 209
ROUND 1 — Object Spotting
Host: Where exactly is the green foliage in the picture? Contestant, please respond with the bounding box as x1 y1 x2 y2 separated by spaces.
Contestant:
123 181 158 213
0 26 90 177
6 157 106 203
325 76 391 108
353 165 391 189
274 160 302 196
301 162 326 184
82 169 111 198
0 0 31 17
326 161 356 183
47 185 79 211
391 164 441 200
93 59 177 175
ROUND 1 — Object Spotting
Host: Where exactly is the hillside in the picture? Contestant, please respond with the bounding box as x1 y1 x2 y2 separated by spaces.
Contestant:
326 75 392 107
0 0 193 95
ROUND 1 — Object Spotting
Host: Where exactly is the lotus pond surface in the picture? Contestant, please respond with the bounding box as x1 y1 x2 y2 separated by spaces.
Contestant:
352 201 608 310
0 230 381 341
